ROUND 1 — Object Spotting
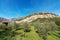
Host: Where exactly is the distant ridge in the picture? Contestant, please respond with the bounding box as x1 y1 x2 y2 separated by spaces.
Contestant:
0 17 8 23
0 17 17 23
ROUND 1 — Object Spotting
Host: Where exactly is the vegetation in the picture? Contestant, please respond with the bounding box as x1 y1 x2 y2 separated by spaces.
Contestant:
0 18 60 40
33 20 58 40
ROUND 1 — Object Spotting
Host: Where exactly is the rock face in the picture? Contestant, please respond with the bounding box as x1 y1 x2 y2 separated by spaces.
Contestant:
16 13 60 23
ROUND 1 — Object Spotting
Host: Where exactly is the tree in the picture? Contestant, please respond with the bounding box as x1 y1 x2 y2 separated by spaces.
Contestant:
22 22 31 32
33 20 57 40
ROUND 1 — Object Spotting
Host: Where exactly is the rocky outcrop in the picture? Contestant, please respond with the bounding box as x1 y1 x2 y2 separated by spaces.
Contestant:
16 13 60 23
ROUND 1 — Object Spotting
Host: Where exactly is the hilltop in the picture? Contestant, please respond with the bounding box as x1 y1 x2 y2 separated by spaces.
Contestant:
16 12 60 23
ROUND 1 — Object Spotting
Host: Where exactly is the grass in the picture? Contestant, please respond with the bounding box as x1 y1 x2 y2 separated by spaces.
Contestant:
15 26 60 40
16 26 43 40
47 35 57 40
0 26 60 40
24 26 43 40
48 31 60 40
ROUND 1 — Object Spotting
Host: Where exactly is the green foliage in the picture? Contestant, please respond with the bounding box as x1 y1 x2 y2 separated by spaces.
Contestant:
22 22 31 32
33 20 58 40
54 18 60 26
0 18 60 40
0 24 2 29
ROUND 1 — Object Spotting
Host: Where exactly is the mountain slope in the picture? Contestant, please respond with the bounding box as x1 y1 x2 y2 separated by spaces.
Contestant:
16 12 60 23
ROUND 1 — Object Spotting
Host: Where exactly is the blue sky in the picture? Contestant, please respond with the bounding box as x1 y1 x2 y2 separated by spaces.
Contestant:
0 0 60 18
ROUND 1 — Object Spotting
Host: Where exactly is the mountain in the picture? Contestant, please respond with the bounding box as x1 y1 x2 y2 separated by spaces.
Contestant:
0 17 8 23
16 12 60 23
0 17 17 23
8 18 17 22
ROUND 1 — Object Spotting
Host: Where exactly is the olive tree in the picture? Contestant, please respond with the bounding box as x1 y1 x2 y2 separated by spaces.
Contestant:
33 20 57 40
22 22 31 32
